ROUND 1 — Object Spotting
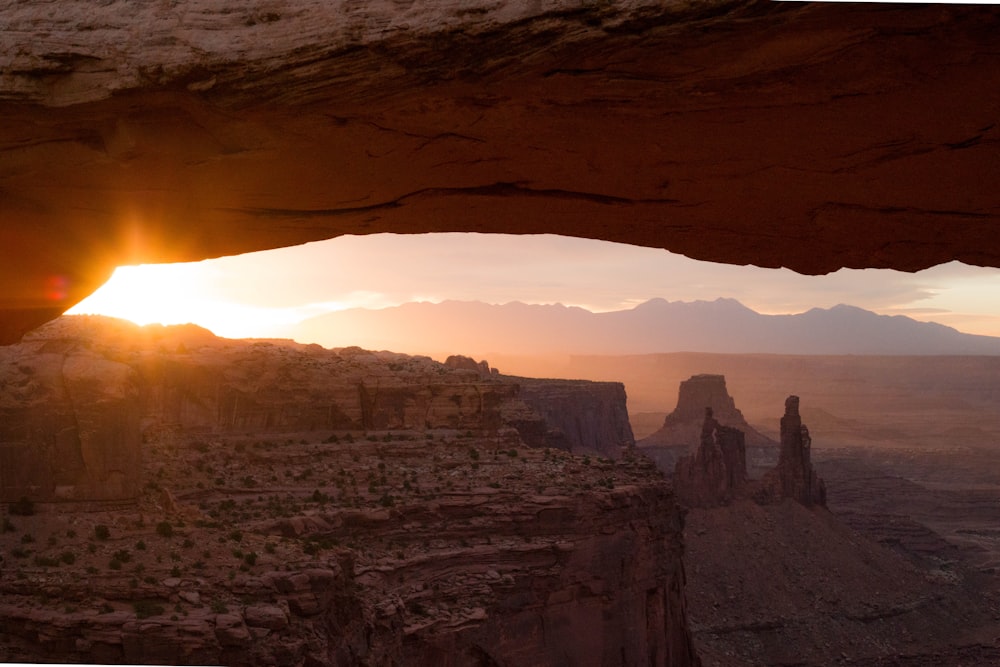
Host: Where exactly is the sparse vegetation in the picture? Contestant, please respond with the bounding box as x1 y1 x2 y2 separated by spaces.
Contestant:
133 599 165 619
10 496 35 516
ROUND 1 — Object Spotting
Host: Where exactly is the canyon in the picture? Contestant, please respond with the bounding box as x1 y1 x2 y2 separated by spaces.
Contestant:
0 316 697 665
0 316 634 503
4 319 1000 665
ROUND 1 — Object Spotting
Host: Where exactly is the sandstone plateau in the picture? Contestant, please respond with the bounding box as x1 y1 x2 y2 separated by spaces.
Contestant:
1 1 1000 342
0 316 634 503
0 316 699 665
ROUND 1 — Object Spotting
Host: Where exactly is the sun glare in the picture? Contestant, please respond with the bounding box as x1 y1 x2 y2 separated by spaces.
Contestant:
66 264 303 339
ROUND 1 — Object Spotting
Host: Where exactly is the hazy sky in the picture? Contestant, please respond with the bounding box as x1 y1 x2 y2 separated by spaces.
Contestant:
68 233 1000 339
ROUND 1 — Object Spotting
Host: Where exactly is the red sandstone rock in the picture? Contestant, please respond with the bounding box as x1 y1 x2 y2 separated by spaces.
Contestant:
642 374 774 449
758 396 827 507
673 408 748 508
0 316 634 501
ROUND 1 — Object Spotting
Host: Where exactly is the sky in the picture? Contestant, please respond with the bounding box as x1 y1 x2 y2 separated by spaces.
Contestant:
67 233 1000 340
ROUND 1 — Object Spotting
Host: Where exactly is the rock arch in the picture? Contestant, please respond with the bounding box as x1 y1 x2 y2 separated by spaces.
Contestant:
2 1 998 342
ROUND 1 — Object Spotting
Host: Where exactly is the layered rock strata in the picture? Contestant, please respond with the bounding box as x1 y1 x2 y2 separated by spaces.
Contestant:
673 408 748 508
639 373 774 473
515 378 635 459
642 375 773 449
0 435 701 666
2 3 1000 342
0 316 634 502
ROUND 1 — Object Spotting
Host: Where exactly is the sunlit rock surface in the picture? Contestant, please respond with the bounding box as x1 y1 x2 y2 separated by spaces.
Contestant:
0 316 634 502
2 1 999 342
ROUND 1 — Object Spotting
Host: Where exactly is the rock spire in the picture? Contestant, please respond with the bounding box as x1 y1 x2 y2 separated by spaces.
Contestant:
673 407 748 507
758 396 826 507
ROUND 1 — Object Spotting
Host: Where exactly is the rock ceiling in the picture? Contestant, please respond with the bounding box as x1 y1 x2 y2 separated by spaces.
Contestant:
1 1 998 343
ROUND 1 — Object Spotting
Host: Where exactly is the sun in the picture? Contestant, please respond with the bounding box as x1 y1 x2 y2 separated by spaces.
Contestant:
66 263 301 339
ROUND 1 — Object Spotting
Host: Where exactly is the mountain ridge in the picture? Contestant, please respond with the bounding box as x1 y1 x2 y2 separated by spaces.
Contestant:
284 298 1000 357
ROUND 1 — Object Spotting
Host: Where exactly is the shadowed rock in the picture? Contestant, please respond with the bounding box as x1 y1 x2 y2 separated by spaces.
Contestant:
673 407 748 508
758 395 827 507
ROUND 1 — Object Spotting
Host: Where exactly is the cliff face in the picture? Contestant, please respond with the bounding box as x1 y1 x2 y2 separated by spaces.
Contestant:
0 317 635 500
516 379 635 459
0 417 700 666
0 337 141 502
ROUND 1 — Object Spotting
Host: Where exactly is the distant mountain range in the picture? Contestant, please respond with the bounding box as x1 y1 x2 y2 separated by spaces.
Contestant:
282 298 1000 357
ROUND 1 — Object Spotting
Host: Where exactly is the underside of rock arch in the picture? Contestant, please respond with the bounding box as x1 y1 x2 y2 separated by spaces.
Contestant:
1 0 998 343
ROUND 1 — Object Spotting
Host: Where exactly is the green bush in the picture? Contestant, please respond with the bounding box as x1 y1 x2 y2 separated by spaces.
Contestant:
156 522 173 538
94 525 110 540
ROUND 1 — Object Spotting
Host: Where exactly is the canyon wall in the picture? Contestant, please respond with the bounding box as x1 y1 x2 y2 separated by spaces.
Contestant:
0 389 701 665
0 337 141 501
516 378 635 459
0 317 635 501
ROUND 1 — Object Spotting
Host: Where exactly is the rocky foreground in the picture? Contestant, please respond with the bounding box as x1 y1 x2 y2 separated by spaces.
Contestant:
0 433 698 665
0 316 699 665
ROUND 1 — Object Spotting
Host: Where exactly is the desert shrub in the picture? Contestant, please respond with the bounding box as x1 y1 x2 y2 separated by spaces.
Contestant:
112 549 131 563
2 518 15 533
228 530 243 542
20 533 34 544
244 551 258 566
10 496 35 516
33 555 59 567
108 558 122 570
156 521 173 538
59 551 76 565
133 599 165 619
94 525 110 540
210 599 228 614
136 539 147 550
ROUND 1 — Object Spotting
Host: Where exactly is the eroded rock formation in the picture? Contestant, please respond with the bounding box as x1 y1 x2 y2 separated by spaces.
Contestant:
639 373 773 473
642 373 825 509
0 406 701 666
1 2 999 342
673 408 748 508
643 374 772 449
0 334 141 501
758 395 827 507
0 317 634 501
